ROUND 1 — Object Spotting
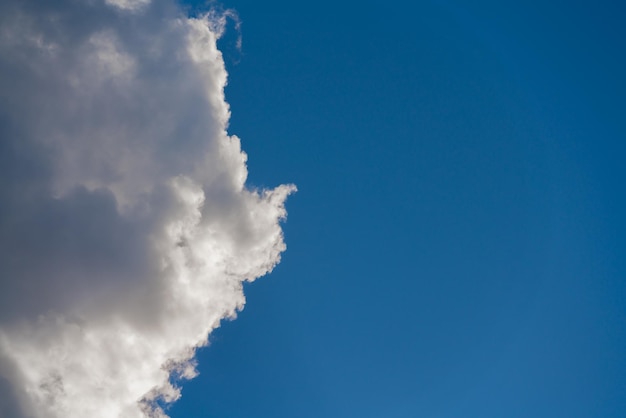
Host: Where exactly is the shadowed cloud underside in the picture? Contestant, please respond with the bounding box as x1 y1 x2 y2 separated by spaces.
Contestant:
0 1 294 417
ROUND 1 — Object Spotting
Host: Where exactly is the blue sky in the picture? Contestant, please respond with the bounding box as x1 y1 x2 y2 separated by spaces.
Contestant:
171 1 626 417
0 0 622 417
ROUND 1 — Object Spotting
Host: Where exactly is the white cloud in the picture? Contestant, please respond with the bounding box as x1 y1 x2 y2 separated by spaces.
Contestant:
0 1 295 417
105 0 152 12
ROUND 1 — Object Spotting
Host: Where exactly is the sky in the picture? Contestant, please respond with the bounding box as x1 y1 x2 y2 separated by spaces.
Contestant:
171 1 626 417
0 1 625 418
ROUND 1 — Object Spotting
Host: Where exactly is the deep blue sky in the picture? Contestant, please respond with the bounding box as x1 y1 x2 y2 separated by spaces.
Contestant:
172 1 625 417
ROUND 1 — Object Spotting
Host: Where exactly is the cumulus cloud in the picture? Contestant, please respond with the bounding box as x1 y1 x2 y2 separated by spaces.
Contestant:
0 1 294 417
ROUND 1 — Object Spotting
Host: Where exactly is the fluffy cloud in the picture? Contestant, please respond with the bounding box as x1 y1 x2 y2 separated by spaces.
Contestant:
0 1 294 417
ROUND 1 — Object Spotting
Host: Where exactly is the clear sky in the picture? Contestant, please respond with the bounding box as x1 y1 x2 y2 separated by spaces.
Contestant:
171 1 626 417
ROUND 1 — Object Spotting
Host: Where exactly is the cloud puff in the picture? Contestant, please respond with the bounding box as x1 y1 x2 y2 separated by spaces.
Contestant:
0 1 294 417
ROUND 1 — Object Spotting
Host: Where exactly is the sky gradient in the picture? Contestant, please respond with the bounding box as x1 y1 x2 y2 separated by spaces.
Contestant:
0 0 624 417
172 1 626 417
